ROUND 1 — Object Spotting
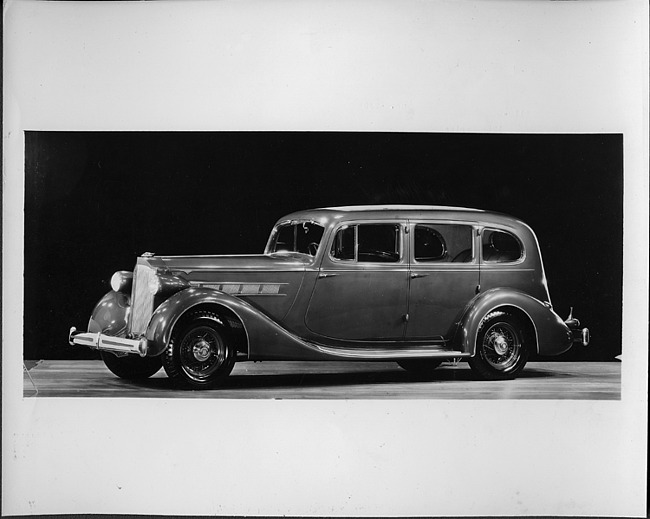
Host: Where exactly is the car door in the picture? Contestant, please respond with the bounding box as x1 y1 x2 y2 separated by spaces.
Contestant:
305 221 409 341
405 221 479 340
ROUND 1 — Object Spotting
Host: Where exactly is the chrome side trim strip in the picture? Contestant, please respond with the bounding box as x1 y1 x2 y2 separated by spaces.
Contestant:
479 268 535 272
189 282 288 296
316 268 411 273
175 268 306 273
409 268 482 272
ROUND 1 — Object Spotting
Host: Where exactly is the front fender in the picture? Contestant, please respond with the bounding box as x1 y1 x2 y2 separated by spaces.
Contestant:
143 287 247 356
457 288 573 357
144 286 348 360
87 291 130 336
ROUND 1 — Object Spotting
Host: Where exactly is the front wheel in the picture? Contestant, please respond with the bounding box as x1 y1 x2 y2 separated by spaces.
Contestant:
163 311 236 388
468 311 529 380
100 351 162 380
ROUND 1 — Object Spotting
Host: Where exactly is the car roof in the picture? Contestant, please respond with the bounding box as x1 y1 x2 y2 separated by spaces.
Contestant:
278 205 527 229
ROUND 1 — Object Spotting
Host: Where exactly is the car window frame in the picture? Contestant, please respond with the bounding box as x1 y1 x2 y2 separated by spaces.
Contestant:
478 226 526 265
326 220 407 266
265 218 326 260
408 220 478 265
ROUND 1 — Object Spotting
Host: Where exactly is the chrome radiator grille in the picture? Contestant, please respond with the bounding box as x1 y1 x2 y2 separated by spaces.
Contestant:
130 263 156 335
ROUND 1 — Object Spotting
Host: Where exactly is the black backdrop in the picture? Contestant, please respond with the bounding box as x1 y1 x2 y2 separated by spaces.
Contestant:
23 132 622 361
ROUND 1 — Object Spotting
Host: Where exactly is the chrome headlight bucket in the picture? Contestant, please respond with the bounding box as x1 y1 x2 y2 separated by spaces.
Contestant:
110 271 133 294
148 273 190 295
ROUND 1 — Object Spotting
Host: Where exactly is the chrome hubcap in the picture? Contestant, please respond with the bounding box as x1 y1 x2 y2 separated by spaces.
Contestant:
192 340 212 362
492 334 509 355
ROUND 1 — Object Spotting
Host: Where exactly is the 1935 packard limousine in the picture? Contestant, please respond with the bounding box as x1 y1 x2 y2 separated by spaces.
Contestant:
69 205 589 388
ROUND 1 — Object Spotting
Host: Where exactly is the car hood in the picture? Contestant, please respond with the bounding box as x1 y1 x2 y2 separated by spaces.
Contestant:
147 253 311 274
136 253 311 323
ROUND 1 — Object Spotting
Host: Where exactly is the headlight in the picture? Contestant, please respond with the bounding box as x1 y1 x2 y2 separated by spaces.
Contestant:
148 273 190 295
110 271 133 294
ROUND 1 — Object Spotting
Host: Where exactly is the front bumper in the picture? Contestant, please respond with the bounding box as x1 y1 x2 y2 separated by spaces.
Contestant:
69 327 148 356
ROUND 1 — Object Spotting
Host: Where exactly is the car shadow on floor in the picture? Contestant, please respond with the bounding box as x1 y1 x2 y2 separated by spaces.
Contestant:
123 364 560 391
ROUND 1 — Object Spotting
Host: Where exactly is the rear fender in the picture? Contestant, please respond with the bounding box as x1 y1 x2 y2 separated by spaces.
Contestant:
456 288 573 357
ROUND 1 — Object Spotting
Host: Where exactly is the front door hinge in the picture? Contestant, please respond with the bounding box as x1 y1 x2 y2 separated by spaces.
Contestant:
475 284 481 294
403 313 409 322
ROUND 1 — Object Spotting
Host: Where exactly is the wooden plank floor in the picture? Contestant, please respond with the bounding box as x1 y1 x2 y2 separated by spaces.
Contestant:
23 360 621 399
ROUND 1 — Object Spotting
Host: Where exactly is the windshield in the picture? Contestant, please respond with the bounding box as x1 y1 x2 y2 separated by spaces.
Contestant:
268 221 325 257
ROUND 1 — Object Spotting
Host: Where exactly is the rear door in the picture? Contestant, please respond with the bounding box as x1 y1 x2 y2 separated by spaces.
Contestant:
405 221 479 339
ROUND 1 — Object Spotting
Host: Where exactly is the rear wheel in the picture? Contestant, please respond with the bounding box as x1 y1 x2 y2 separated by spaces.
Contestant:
100 351 162 380
397 359 443 376
468 311 529 380
163 311 236 388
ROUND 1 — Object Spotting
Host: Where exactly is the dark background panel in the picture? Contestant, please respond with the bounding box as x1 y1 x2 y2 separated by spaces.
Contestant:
23 132 622 360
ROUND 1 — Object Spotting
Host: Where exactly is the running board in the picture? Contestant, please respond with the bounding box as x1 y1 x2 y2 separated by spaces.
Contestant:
313 344 470 360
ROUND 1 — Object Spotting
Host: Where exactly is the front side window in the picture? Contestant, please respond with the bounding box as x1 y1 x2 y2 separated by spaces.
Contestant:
482 229 523 263
414 224 473 263
331 223 401 263
270 221 324 256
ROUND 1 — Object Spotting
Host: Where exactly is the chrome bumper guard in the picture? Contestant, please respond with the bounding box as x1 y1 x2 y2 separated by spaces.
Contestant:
571 327 590 346
564 310 590 347
68 327 148 357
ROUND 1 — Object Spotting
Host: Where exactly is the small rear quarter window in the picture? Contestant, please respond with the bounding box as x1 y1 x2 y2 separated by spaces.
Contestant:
482 229 523 263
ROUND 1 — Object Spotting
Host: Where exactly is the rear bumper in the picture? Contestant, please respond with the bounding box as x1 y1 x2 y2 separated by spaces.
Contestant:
69 327 148 356
564 318 590 347
571 327 590 346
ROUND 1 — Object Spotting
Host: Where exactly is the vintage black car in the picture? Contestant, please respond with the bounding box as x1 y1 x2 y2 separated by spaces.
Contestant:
70 205 589 387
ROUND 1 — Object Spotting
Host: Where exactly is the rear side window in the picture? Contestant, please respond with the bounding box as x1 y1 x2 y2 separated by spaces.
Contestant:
414 224 474 263
482 229 523 263
331 223 401 263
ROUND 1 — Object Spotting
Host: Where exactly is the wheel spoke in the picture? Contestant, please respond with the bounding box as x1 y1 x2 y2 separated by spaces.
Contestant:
470 313 528 379
178 325 228 380
481 321 521 370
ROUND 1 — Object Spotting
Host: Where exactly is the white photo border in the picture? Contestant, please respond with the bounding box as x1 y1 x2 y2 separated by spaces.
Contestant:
3 1 648 516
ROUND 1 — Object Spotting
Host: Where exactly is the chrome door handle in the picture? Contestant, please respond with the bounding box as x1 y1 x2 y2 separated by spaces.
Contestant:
318 273 337 279
410 273 428 279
